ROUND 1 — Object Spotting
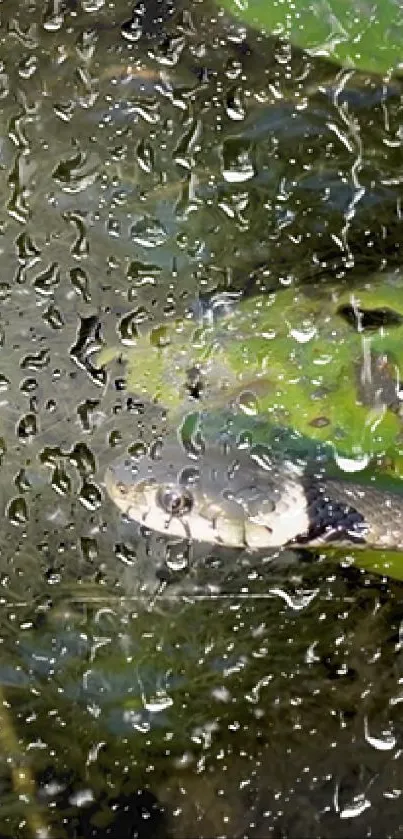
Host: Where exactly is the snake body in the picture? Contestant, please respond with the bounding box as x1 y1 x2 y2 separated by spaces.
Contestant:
105 435 403 551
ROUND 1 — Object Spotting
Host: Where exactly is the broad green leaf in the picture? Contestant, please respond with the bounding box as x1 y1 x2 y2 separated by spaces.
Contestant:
331 546 403 581
219 0 403 77
100 274 403 461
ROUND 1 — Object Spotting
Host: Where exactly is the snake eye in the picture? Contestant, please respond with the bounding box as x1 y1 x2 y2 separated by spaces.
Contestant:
156 486 193 516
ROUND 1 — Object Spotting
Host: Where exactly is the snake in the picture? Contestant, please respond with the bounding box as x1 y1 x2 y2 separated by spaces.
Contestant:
105 424 403 551
104 279 403 553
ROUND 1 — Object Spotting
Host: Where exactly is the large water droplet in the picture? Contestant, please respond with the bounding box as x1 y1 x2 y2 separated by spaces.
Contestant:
222 139 255 183
17 413 38 441
51 465 71 496
165 550 189 573
237 390 259 416
130 217 167 248
364 716 396 751
7 496 28 525
268 587 318 611
225 87 245 121
289 323 317 343
333 452 370 473
79 481 102 511
69 442 96 478
114 542 137 566
136 139 154 173
81 537 99 563
33 262 60 296
142 691 174 713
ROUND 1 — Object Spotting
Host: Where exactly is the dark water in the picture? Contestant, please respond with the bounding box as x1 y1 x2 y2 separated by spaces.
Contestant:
0 1 403 837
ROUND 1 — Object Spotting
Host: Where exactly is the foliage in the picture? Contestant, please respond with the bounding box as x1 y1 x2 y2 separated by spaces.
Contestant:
100 272 403 464
219 0 403 77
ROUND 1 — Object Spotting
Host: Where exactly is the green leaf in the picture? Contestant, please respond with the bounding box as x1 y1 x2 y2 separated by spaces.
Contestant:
219 0 403 76
100 273 403 461
330 546 403 580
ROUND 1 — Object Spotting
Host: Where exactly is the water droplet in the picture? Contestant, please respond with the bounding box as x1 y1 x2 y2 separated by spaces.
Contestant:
20 349 50 370
127 260 161 287
333 452 370 473
364 716 396 750
82 0 105 10
8 114 30 152
114 542 137 566
222 139 255 183
64 212 89 258
43 305 64 330
70 267 91 302
42 1 64 31
109 430 123 448
174 119 202 168
33 262 60 296
152 35 185 67
17 413 38 441
225 57 243 80
18 54 37 80
289 324 317 343
53 100 75 123
7 496 28 526
80 537 99 562
79 480 102 511
237 390 259 416
45 568 62 585
75 28 98 63
338 793 371 819
40 446 62 468
136 139 154 173
0 281 10 303
165 551 189 573
142 691 174 713
150 325 170 348
69 442 96 478
118 311 140 345
107 216 121 238
70 316 106 387
130 216 167 248
225 87 245 121
15 231 40 263
52 149 99 194
77 399 101 433
312 354 333 366
121 5 145 42
15 468 32 492
51 465 71 496
128 441 148 458
268 587 318 610
0 71 9 99
178 413 205 457
8 153 33 223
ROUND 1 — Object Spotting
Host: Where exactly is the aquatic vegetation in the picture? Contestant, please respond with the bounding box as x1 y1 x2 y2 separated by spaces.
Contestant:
219 0 403 77
100 272 403 465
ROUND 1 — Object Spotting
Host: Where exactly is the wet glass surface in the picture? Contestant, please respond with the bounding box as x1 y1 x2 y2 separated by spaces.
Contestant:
0 1 403 837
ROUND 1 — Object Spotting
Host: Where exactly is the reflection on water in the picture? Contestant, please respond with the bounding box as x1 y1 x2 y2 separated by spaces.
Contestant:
0 0 402 836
